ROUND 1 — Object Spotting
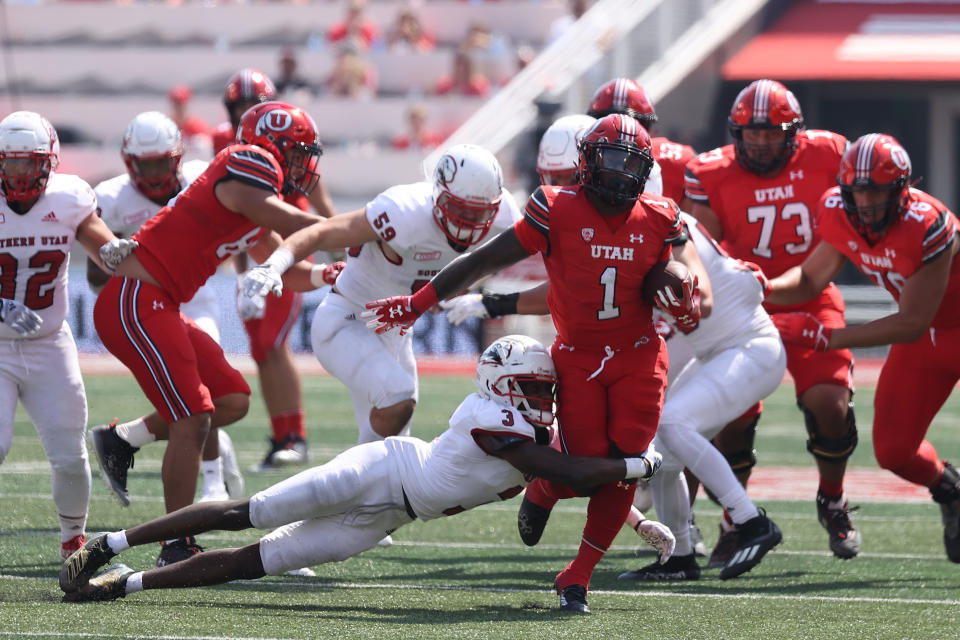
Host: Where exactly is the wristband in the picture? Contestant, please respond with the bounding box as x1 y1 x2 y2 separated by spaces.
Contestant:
481 292 520 318
309 263 329 288
410 281 440 314
263 248 295 274
624 457 650 480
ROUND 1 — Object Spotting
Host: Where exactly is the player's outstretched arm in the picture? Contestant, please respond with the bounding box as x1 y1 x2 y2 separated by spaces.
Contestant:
488 439 660 496
767 242 846 305
214 180 318 238
440 281 551 325
686 201 724 242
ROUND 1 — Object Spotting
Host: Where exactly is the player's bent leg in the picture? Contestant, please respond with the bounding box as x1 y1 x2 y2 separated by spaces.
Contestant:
163 413 211 513
370 399 416 439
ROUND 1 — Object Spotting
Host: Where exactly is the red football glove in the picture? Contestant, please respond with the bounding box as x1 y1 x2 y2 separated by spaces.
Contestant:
362 283 441 335
736 260 772 297
321 261 345 286
772 312 832 352
655 275 701 334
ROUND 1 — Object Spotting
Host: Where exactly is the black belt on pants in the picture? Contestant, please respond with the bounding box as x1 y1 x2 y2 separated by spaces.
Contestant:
401 488 418 520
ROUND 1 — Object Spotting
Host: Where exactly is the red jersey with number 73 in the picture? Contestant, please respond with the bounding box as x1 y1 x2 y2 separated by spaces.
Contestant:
817 186 960 330
513 185 685 350
684 130 847 278
132 144 280 303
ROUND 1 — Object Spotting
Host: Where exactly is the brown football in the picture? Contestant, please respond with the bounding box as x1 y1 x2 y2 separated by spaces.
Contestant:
642 260 690 306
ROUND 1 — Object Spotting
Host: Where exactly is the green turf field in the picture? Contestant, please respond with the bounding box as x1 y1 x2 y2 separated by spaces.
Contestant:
2 373 959 640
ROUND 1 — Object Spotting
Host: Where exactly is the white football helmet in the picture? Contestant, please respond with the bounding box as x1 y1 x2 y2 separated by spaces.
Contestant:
121 111 184 200
432 143 503 249
476 335 557 427
0 111 59 202
537 114 596 186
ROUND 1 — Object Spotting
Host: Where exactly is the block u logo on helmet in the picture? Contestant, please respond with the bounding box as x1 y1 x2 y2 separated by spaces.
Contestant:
258 110 293 135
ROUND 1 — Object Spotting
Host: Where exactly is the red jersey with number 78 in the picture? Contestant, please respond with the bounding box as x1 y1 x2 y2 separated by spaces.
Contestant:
132 144 281 303
684 130 847 278
513 185 686 350
817 186 960 330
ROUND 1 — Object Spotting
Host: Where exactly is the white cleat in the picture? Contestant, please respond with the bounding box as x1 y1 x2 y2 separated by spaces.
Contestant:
198 484 230 503
285 567 316 577
376 535 393 548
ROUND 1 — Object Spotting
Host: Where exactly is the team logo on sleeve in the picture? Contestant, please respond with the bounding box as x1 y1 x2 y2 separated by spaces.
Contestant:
581 228 595 242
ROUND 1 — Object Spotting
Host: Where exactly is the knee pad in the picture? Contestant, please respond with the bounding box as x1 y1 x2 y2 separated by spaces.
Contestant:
802 401 858 463
723 448 758 474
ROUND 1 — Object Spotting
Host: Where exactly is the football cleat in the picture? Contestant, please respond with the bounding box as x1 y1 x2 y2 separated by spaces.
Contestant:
557 582 589 614
816 490 862 559
517 496 552 546
60 534 115 593
88 422 139 507
719 509 782 580
198 486 230 503
707 524 740 569
155 536 204 568
218 430 245 498
60 534 86 563
62 563 134 603
257 435 308 470
618 552 700 581
931 462 960 562
690 517 709 558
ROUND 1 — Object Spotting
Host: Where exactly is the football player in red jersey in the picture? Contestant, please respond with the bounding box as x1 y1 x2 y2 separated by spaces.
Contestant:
768 134 960 562
364 114 701 613
215 69 340 469
587 77 695 204
93 101 328 567
684 79 861 560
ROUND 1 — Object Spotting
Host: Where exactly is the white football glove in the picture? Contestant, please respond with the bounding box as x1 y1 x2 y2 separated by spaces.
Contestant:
636 518 676 564
236 275 266 320
639 443 662 480
439 293 489 326
242 263 284 299
0 298 42 337
99 238 139 272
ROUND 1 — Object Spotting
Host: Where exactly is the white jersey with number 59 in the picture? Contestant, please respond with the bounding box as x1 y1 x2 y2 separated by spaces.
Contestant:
334 181 521 309
0 173 96 340
386 392 537 521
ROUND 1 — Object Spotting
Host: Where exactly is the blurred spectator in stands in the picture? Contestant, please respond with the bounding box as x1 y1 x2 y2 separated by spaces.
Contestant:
275 47 313 99
386 4 435 53
328 0 382 51
434 48 490 97
390 103 444 152
326 45 378 99
515 45 537 74
463 21 513 85
167 85 211 161
549 0 590 44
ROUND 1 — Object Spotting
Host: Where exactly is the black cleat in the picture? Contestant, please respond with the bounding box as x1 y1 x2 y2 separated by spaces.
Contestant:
707 525 739 569
557 583 589 614
155 536 204 568
517 496 551 546
931 462 960 562
88 423 138 507
816 490 862 559
60 534 116 593
256 435 309 470
719 509 782 580
618 553 701 581
62 563 134 603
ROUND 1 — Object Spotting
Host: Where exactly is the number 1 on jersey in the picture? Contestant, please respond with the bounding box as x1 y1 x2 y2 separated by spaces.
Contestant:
597 266 620 320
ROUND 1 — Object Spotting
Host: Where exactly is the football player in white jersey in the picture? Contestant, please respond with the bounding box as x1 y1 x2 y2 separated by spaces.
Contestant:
85 112 244 505
61 335 670 605
0 111 136 561
241 144 523 444
440 186 787 578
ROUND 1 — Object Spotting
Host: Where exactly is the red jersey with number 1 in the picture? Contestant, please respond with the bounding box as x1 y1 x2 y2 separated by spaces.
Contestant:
817 186 960 330
133 144 280 303
513 185 685 350
684 130 847 278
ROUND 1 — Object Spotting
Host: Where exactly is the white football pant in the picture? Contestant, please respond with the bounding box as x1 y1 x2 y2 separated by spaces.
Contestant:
651 334 785 555
311 292 417 444
251 441 414 575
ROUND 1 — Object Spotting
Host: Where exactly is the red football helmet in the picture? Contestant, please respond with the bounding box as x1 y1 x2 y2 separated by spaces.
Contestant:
837 133 912 242
587 78 657 129
578 114 654 209
237 101 323 196
0 111 59 202
728 79 804 176
224 69 277 127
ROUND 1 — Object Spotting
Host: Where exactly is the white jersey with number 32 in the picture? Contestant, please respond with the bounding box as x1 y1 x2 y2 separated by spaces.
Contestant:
0 173 96 340
334 181 521 308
